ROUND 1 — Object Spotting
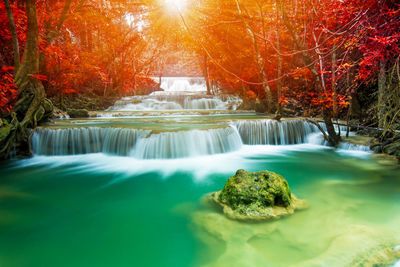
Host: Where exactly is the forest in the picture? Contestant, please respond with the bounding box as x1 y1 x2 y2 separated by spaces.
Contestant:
1 0 399 158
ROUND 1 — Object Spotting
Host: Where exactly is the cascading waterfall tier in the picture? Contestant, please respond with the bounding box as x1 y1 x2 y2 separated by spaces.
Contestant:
338 143 371 151
133 126 242 159
158 77 207 93
31 126 243 158
233 119 320 145
32 127 151 156
107 94 242 111
107 77 242 111
31 119 364 159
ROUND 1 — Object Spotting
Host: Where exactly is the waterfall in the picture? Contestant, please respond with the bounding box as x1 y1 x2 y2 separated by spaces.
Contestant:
32 119 360 159
158 77 207 93
108 98 184 111
233 119 319 145
338 142 371 151
32 128 151 156
106 77 242 111
133 126 243 159
107 95 241 111
184 98 225 110
32 126 243 158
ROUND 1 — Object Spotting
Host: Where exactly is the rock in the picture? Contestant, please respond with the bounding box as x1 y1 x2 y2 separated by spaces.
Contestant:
52 107 69 119
254 100 269 113
67 108 89 118
351 246 400 267
370 143 383 153
34 105 45 122
383 141 400 160
0 119 11 143
237 100 256 111
206 169 308 221
42 98 54 120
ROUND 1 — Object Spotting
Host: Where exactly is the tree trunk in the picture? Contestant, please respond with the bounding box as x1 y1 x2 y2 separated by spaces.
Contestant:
4 0 20 72
235 0 273 113
203 53 211 95
57 0 72 31
332 44 338 118
378 60 386 128
133 73 137 96
1 0 53 160
275 0 282 114
277 0 339 146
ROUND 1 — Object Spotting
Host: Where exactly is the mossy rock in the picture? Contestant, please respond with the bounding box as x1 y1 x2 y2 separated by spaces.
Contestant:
67 109 89 118
0 119 12 143
207 169 308 221
383 141 400 160
42 98 54 118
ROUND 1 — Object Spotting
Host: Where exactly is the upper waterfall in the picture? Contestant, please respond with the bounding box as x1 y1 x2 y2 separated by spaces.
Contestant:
157 77 207 94
106 77 242 111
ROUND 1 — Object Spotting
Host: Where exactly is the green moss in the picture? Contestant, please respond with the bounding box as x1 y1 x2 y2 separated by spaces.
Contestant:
0 119 11 143
67 109 89 118
218 169 292 214
383 141 400 159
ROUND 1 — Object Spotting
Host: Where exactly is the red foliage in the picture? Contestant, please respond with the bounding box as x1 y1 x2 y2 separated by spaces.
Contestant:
0 66 18 115
0 0 398 115
29 74 48 81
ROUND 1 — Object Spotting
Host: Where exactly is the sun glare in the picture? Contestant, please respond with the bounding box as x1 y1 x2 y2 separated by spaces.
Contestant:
164 0 187 13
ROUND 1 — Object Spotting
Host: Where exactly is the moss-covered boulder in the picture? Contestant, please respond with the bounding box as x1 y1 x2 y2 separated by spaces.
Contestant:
207 169 308 221
383 141 400 160
0 118 12 144
67 108 89 118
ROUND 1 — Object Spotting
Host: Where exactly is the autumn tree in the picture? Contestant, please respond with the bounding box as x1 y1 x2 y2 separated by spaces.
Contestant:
1 0 53 159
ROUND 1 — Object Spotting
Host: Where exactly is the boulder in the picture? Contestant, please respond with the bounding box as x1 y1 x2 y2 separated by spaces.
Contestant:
0 118 11 144
206 169 308 221
383 141 400 160
67 108 89 118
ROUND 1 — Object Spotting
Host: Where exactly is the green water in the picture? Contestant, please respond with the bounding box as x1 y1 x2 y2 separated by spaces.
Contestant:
1 147 400 266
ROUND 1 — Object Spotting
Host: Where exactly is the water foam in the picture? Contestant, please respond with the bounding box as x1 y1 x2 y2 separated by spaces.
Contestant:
22 143 327 182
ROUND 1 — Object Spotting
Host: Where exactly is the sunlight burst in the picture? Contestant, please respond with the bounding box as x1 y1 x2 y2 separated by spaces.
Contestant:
164 0 187 13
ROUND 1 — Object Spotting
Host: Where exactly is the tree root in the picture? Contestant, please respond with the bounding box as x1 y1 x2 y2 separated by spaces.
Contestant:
304 118 329 142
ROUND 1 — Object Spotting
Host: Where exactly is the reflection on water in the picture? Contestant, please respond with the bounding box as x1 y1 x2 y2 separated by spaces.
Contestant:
192 180 400 267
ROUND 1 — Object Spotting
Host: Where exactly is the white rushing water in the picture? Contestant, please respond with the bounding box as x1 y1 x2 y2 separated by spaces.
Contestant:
338 142 371 152
158 77 207 93
32 128 151 156
32 119 368 159
107 95 241 111
233 119 319 145
133 126 242 159
32 126 244 159
106 77 242 111
23 144 331 182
